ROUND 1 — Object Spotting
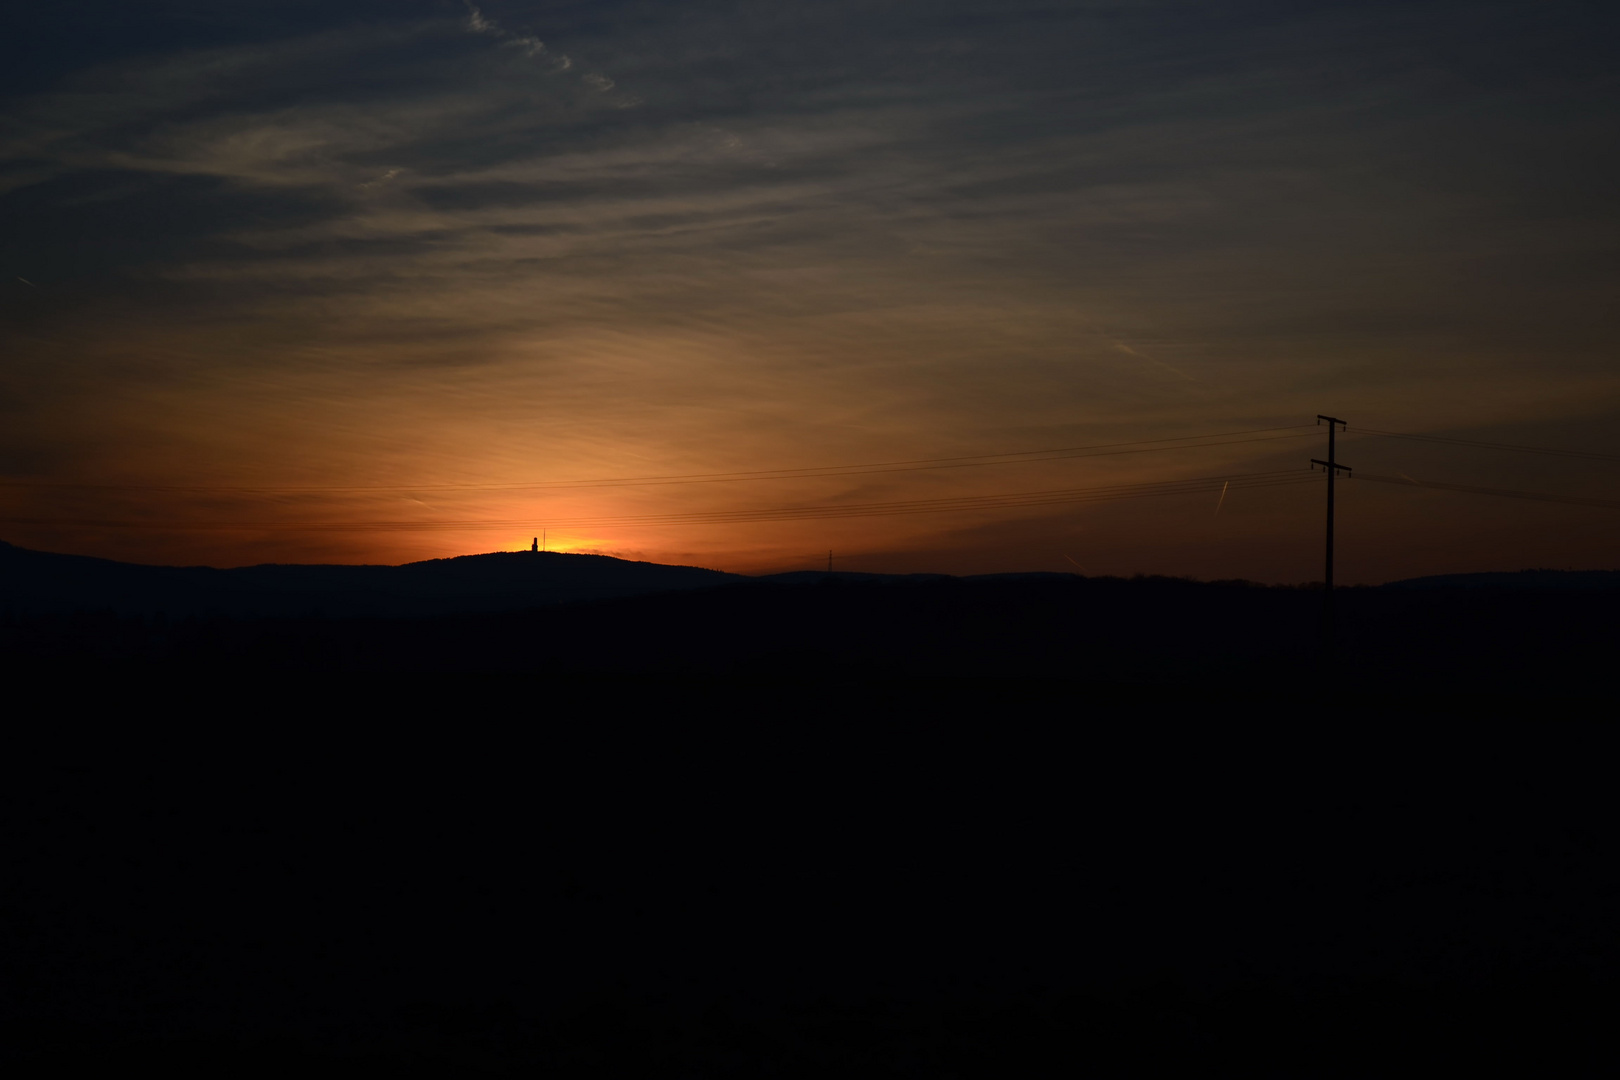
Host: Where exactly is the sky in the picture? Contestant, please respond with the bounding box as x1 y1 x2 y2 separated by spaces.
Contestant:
2 0 1617 581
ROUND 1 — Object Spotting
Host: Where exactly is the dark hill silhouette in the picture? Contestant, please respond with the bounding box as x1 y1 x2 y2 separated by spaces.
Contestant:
4 545 1616 1073
3 540 1619 691
1383 568 1620 590
10 537 1616 623
0 541 741 617
3 552 1616 692
760 569 954 585
760 569 1075 586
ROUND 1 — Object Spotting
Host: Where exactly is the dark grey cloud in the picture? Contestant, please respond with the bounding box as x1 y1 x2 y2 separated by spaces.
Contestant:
6 4 1610 270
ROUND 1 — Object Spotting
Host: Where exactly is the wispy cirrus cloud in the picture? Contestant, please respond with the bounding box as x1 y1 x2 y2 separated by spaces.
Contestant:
463 1 585 77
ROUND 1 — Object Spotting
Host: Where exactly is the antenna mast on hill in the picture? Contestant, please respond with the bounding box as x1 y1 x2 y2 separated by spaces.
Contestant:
1311 415 1351 646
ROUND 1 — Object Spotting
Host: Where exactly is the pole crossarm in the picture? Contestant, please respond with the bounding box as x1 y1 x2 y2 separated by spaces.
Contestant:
1311 458 1352 475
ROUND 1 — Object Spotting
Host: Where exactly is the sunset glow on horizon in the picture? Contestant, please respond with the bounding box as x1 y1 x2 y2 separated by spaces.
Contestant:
4 2 1618 583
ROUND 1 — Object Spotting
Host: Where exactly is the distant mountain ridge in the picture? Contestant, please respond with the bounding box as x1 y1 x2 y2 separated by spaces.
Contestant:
1381 569 1620 591
5 540 1618 619
0 541 743 618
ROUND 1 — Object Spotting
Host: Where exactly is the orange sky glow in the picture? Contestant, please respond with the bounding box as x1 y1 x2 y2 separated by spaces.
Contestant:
4 2 1617 582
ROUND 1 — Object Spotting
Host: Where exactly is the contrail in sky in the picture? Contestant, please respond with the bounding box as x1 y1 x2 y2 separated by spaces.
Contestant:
1214 480 1229 514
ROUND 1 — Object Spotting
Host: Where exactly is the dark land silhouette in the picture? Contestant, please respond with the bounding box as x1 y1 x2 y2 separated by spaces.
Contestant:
0 540 743 618
3 541 1616 1073
4 540 1617 692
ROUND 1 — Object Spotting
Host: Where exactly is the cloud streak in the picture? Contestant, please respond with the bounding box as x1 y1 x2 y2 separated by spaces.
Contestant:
465 2 581 78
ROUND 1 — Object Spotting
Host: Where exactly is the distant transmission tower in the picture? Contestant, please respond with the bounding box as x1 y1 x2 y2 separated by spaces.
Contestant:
1311 415 1351 646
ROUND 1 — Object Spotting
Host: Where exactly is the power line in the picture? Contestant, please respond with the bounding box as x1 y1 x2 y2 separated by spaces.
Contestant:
557 471 1320 527
1355 427 1620 464
8 419 1615 539
0 470 1321 532
5 424 1611 499
0 427 1319 495
1356 472 1620 511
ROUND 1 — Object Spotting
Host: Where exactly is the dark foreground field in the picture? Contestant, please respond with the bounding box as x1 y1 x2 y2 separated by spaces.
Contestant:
3 575 1616 1074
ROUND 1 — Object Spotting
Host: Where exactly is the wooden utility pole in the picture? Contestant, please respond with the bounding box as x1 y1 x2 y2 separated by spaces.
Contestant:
1312 415 1351 645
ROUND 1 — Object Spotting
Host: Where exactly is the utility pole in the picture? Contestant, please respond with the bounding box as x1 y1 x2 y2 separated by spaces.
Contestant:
1311 415 1351 646
827 550 833 574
